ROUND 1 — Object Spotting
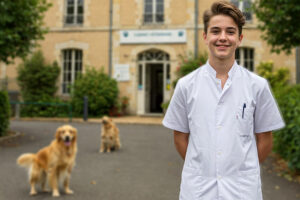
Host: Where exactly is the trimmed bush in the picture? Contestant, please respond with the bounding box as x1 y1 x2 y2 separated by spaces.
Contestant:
0 91 10 136
71 68 119 117
273 85 300 171
17 51 65 117
256 61 290 89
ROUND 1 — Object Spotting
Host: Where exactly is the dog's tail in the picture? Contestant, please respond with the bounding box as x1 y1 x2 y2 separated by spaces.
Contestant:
17 153 36 168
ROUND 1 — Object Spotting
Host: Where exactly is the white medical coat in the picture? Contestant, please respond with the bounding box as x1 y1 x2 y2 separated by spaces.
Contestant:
163 61 285 200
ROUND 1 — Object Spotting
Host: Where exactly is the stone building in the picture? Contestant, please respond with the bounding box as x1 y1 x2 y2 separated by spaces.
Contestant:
1 0 297 115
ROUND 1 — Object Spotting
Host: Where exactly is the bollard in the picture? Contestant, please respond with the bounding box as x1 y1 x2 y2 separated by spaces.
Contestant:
83 96 88 121
15 104 20 120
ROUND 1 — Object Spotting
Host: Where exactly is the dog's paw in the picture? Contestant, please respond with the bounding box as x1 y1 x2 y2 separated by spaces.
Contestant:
52 190 60 197
65 188 74 194
30 191 37 196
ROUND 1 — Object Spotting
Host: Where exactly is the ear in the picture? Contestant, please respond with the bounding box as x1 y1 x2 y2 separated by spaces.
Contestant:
55 128 61 141
72 127 77 141
237 34 243 46
203 32 208 45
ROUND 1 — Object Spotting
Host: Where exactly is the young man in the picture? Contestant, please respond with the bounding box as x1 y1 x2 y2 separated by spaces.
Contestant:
163 1 285 200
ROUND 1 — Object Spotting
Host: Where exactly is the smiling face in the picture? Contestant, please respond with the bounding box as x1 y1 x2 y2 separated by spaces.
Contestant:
203 14 243 62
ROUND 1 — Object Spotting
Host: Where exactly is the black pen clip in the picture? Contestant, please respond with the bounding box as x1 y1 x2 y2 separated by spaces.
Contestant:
242 103 246 119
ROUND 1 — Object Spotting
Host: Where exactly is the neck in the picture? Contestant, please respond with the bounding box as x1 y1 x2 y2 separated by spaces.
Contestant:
208 57 235 77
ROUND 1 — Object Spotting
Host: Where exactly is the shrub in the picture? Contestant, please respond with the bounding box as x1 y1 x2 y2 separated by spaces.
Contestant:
173 51 208 88
17 51 64 117
272 85 300 171
256 61 290 89
0 91 10 136
71 68 119 117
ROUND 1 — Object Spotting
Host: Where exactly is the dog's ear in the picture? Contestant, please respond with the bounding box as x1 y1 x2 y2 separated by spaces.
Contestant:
72 127 77 142
55 127 62 141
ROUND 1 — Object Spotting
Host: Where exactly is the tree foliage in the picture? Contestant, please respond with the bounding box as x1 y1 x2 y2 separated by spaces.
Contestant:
252 0 300 54
0 0 51 64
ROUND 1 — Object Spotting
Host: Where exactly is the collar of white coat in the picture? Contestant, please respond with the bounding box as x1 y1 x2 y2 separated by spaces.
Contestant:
204 60 240 80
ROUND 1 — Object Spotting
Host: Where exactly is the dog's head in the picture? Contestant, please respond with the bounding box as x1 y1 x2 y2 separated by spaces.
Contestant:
101 116 113 128
55 125 77 147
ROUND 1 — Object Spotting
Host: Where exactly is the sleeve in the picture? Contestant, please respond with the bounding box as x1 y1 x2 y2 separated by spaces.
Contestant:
162 79 190 133
254 79 285 133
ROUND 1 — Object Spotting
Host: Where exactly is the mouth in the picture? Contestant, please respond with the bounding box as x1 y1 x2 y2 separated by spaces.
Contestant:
63 136 72 146
215 44 230 50
64 141 71 146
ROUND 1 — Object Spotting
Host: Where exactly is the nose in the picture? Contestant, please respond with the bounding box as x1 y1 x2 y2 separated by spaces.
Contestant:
219 31 227 41
65 136 70 142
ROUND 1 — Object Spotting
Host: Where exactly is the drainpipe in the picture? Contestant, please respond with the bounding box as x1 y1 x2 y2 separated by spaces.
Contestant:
296 47 300 84
194 0 199 59
108 0 113 77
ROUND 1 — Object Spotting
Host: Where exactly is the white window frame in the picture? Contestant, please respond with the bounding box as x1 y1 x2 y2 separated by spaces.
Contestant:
231 0 252 22
64 0 84 26
62 49 83 94
235 47 254 71
144 0 164 24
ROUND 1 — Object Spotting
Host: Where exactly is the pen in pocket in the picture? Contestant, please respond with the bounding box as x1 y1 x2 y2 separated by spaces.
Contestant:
242 103 246 119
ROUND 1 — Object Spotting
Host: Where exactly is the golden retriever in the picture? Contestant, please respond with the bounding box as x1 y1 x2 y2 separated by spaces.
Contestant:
99 116 121 153
17 125 78 197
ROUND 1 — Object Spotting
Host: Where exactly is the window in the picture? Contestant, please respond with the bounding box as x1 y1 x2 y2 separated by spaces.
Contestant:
144 0 164 24
65 0 84 25
235 48 254 71
62 49 83 94
231 0 252 21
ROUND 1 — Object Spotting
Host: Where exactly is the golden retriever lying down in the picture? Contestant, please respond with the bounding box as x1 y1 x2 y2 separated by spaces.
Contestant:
99 116 121 153
17 125 77 197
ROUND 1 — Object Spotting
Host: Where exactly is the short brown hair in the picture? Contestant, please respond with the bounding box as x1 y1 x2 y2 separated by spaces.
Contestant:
203 1 245 36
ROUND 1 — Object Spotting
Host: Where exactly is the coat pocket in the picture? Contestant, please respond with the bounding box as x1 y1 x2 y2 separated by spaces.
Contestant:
235 104 254 140
180 166 204 200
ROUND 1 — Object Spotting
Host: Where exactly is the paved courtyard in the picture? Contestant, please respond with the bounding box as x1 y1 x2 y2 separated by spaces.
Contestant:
0 120 299 200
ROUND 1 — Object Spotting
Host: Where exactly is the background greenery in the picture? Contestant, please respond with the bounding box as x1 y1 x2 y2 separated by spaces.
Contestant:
0 0 51 64
256 61 300 171
17 51 68 117
0 90 10 136
71 68 119 117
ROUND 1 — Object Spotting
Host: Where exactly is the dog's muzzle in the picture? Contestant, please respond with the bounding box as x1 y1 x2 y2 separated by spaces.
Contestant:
64 136 72 146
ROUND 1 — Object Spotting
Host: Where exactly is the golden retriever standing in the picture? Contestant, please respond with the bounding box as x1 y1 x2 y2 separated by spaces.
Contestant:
99 116 121 153
17 125 78 197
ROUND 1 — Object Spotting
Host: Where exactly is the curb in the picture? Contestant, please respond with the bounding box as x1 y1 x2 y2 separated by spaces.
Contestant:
0 131 22 143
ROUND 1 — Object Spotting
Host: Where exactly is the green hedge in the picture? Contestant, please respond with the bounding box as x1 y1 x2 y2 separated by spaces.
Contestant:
71 68 119 117
0 91 10 136
273 85 300 171
17 50 67 117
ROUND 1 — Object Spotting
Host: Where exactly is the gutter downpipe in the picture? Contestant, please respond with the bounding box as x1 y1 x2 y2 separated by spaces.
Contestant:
108 0 113 77
194 0 199 59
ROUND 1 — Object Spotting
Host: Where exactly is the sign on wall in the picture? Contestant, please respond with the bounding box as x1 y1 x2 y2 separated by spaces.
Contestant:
120 29 186 44
113 64 130 82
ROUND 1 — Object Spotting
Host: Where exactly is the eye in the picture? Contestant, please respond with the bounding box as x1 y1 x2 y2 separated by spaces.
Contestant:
211 30 219 34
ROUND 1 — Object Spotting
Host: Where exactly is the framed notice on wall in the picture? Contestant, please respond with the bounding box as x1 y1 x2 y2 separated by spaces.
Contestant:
113 64 130 82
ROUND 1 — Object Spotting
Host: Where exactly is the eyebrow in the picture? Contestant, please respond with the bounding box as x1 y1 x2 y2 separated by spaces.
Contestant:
210 27 237 31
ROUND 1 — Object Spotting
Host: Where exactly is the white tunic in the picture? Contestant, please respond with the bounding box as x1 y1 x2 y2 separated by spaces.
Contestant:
163 61 285 200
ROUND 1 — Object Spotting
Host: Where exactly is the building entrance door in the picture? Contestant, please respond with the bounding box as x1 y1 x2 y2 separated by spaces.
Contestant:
137 49 171 115
145 63 163 113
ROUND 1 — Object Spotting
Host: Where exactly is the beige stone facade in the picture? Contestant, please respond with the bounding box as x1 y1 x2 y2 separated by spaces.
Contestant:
1 0 296 115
